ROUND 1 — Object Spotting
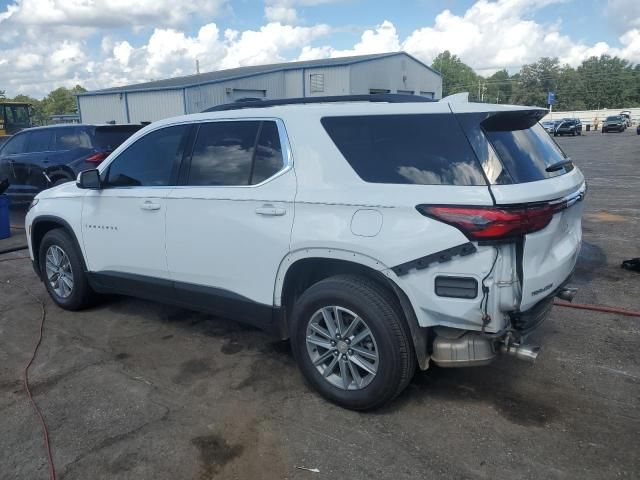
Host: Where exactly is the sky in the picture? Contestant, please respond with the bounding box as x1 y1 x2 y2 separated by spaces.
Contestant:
0 0 639 98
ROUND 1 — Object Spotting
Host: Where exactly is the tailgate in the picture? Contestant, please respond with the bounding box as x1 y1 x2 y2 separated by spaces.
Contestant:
519 186 584 310
449 106 587 312
491 172 586 311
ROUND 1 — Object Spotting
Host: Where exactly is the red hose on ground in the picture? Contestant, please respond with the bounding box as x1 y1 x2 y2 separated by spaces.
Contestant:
3 280 57 480
554 300 640 318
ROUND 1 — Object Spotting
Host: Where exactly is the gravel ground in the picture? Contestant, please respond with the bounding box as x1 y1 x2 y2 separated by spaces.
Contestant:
0 128 638 480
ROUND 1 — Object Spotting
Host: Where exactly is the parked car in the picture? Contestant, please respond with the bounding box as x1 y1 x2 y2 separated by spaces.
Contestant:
541 120 558 134
0 124 142 201
25 95 585 410
602 115 626 133
620 111 632 128
554 118 582 136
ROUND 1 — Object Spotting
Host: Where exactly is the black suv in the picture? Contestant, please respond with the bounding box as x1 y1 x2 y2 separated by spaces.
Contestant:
0 124 142 201
602 116 625 133
554 118 582 136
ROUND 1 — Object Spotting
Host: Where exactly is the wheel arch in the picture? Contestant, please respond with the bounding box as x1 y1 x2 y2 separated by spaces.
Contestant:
44 164 76 183
275 249 429 370
31 215 87 278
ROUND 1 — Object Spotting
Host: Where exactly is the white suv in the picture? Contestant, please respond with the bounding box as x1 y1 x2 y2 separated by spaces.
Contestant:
25 95 585 410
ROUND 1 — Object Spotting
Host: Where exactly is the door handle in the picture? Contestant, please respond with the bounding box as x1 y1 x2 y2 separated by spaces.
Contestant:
255 205 286 216
140 201 161 211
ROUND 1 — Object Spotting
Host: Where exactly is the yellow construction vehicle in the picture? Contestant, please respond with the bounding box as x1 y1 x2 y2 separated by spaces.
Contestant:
0 101 32 144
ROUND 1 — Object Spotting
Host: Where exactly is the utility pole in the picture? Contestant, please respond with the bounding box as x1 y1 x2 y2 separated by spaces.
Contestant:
196 59 200 74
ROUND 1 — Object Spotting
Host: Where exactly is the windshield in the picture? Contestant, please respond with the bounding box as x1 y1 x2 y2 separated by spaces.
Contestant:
606 116 620 121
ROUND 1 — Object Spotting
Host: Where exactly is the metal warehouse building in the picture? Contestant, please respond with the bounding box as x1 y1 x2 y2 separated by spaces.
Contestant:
77 52 442 124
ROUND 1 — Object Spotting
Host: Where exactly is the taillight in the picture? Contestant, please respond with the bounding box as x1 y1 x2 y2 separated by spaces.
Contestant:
417 202 567 241
85 151 109 163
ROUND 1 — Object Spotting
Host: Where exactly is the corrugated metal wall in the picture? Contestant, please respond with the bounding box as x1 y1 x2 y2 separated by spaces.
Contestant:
304 66 350 96
78 93 127 124
184 71 286 113
78 56 443 124
127 90 184 123
284 70 303 97
350 56 442 99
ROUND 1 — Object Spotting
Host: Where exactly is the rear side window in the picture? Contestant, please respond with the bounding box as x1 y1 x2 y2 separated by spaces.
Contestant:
53 128 92 150
188 121 259 186
251 122 284 184
321 114 486 186
186 120 284 186
483 115 570 183
106 125 188 187
93 126 142 151
26 130 53 153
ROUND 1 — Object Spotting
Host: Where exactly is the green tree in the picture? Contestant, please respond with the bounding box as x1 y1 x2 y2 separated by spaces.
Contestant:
484 69 512 104
576 55 637 109
511 57 560 107
431 51 479 99
40 84 86 118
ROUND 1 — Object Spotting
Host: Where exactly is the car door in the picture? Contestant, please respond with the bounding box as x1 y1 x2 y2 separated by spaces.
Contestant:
82 124 191 297
0 131 28 189
5 129 53 194
165 119 296 325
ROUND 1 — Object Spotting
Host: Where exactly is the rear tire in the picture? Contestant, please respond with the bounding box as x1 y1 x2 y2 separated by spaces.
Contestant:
290 274 416 410
39 229 95 310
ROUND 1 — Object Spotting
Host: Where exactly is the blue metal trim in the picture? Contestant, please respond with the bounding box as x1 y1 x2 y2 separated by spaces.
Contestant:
76 52 441 97
124 93 130 123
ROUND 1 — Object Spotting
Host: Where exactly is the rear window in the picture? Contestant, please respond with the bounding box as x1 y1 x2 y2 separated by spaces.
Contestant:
92 126 142 151
482 113 570 183
321 114 487 186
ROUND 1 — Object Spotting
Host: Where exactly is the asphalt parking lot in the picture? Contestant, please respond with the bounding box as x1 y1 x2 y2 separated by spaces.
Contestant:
1 129 639 480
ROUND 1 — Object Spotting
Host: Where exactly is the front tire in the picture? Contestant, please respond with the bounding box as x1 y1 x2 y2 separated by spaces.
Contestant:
290 275 415 410
39 229 95 310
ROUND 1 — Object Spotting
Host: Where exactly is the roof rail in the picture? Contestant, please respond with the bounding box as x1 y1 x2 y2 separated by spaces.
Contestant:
202 93 435 112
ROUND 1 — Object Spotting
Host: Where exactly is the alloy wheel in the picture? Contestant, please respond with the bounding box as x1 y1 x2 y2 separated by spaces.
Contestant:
305 306 379 390
45 245 74 298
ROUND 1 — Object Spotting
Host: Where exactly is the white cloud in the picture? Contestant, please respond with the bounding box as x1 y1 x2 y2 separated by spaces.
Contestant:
296 20 400 60
401 0 640 72
265 5 298 24
1 0 228 28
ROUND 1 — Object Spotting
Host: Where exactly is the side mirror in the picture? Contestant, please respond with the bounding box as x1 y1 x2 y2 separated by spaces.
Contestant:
77 169 102 189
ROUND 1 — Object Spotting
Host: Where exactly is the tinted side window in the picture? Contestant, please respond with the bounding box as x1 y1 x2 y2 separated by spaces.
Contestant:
250 121 284 184
54 128 91 150
106 125 188 187
0 133 27 155
321 114 486 186
93 126 142 151
188 121 260 186
26 130 53 153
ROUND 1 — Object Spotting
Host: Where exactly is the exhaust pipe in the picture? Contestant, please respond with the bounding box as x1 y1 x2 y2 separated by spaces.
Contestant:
556 287 577 302
500 343 541 363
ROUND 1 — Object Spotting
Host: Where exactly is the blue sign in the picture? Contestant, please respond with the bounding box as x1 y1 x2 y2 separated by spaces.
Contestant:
547 91 556 105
